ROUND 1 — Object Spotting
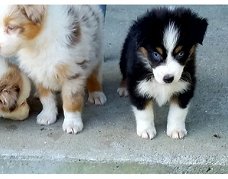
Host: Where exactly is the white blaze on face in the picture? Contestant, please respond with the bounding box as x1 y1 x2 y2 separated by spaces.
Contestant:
0 29 22 57
153 22 184 84
0 6 23 57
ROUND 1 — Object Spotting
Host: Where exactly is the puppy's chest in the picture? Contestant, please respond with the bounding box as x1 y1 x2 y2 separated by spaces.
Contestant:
19 57 69 90
136 79 189 106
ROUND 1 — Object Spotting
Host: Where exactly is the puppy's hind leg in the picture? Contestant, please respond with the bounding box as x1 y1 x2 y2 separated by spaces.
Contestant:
117 78 128 97
117 39 129 97
87 64 107 105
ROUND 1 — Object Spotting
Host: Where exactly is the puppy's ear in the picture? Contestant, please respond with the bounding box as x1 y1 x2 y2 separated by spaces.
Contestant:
19 5 46 24
192 18 208 45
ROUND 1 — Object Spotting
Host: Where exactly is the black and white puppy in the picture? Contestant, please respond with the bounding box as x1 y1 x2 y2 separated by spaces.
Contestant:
117 7 208 139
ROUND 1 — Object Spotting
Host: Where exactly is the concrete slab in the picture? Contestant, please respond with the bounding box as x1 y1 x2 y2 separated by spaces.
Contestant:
0 5 228 173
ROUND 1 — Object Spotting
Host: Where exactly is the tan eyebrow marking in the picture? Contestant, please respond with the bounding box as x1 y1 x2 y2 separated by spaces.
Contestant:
155 47 163 55
138 47 148 58
174 45 183 54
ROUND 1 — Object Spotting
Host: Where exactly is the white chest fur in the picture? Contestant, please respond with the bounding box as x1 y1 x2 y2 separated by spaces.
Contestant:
137 79 189 106
18 52 62 90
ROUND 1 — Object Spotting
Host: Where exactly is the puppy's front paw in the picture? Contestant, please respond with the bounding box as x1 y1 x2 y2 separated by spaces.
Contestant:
37 110 57 125
137 125 157 140
167 128 187 139
88 91 107 105
117 87 128 97
62 116 83 134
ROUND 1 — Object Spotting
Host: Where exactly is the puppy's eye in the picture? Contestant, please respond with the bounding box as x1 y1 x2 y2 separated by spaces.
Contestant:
177 51 185 58
152 52 162 61
7 25 17 32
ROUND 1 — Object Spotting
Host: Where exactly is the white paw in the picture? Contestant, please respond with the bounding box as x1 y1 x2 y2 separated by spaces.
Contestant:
62 116 83 134
117 87 128 97
88 91 107 105
167 128 187 139
137 125 157 140
37 110 57 125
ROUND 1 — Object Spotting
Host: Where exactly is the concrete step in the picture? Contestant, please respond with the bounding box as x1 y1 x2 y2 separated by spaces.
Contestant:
0 5 228 174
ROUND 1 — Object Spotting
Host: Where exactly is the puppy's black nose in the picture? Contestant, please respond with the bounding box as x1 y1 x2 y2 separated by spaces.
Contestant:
163 75 174 83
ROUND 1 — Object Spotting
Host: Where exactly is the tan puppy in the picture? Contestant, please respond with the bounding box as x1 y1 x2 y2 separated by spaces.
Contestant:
0 57 31 120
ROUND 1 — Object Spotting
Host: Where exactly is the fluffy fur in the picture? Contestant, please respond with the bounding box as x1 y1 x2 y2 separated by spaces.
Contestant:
0 57 31 120
118 7 208 139
0 5 107 134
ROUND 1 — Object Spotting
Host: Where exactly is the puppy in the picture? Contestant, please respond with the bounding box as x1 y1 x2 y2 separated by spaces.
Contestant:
117 7 208 139
0 57 31 120
0 5 106 134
